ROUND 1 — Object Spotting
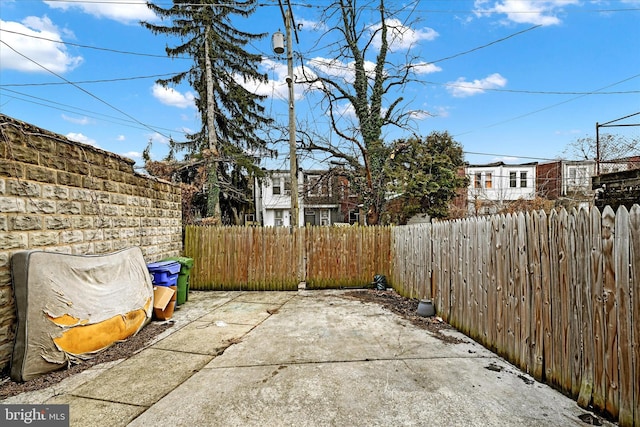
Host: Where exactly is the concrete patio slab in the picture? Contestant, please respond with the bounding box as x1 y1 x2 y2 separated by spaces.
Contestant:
67 348 212 406
46 395 144 427
233 291 297 305
3 290 613 427
197 301 274 325
151 320 256 355
207 290 495 368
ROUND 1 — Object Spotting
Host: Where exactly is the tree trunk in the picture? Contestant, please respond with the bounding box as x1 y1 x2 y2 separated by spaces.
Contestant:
366 206 379 225
204 28 221 221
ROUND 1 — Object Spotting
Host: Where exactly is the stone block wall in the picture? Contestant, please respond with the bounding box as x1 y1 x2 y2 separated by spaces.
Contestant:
0 114 182 371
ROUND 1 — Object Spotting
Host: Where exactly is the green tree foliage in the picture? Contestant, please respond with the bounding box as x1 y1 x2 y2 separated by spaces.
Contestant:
142 0 272 223
384 131 468 223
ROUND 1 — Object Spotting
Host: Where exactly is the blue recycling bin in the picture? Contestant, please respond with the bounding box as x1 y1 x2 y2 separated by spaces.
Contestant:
147 260 180 287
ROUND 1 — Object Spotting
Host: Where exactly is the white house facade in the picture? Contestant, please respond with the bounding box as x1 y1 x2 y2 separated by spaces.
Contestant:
254 170 304 227
466 162 538 215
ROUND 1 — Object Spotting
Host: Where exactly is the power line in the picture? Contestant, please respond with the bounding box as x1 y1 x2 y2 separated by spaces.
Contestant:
427 24 542 65
0 28 188 59
0 73 181 87
0 39 174 140
455 73 640 137
29 0 640 13
423 80 640 96
0 88 185 134
463 151 558 162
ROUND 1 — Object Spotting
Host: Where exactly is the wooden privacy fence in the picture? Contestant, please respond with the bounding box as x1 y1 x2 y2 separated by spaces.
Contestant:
393 205 639 426
184 225 392 290
184 206 638 425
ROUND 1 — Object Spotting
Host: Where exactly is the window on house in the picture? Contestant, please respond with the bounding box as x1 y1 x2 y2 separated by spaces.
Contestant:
272 177 282 195
568 167 587 186
485 173 492 189
274 210 284 226
509 172 517 188
520 172 527 188
474 173 482 188
349 210 359 224
320 209 330 226
322 179 331 197
284 177 291 195
308 176 319 196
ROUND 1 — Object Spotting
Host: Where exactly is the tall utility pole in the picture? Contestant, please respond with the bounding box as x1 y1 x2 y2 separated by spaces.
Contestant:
285 9 298 227
275 0 299 227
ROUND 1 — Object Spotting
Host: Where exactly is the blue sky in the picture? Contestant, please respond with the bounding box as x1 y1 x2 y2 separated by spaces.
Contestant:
1 0 639 172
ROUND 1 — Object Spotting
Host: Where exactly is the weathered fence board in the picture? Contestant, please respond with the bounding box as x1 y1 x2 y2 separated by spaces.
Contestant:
527 211 543 380
615 207 633 426
602 206 619 418
591 207 607 412
568 210 581 398
538 210 553 386
577 208 594 408
630 205 640 426
390 205 638 426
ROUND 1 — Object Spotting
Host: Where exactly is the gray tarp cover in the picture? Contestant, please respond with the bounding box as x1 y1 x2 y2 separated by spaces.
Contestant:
10 247 153 381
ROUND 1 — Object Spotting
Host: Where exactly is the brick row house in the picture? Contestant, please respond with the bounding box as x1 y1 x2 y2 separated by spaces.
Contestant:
255 157 632 225
465 159 602 216
536 160 596 210
254 169 361 227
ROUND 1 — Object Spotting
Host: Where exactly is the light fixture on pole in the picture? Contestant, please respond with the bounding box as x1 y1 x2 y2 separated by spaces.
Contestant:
273 11 298 228
272 30 285 55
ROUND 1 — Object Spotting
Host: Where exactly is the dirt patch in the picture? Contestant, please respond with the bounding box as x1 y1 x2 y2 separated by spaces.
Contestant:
341 289 466 344
0 321 173 400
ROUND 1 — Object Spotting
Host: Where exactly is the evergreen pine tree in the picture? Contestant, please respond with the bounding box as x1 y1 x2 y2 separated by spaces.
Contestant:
142 0 272 222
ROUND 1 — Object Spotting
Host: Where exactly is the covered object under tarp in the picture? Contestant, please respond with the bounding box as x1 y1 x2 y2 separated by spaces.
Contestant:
10 247 153 382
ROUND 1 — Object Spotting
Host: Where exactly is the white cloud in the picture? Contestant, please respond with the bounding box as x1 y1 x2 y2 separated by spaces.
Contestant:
62 114 90 125
152 84 196 109
66 132 99 147
371 18 438 51
122 151 142 159
431 106 450 118
148 132 170 145
493 156 520 163
258 58 310 101
295 18 328 32
447 73 507 97
307 56 377 84
335 103 356 119
473 0 579 26
116 135 126 141
44 0 156 24
413 61 442 75
0 17 83 73
409 110 433 120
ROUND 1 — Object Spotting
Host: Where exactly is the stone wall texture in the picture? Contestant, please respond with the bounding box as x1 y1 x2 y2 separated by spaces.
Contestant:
0 114 182 371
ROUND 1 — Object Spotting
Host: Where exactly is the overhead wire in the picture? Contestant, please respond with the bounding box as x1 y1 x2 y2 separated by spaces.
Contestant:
26 0 640 13
0 28 189 59
454 73 640 137
3 0 639 167
0 39 175 140
0 73 182 87
0 88 185 134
